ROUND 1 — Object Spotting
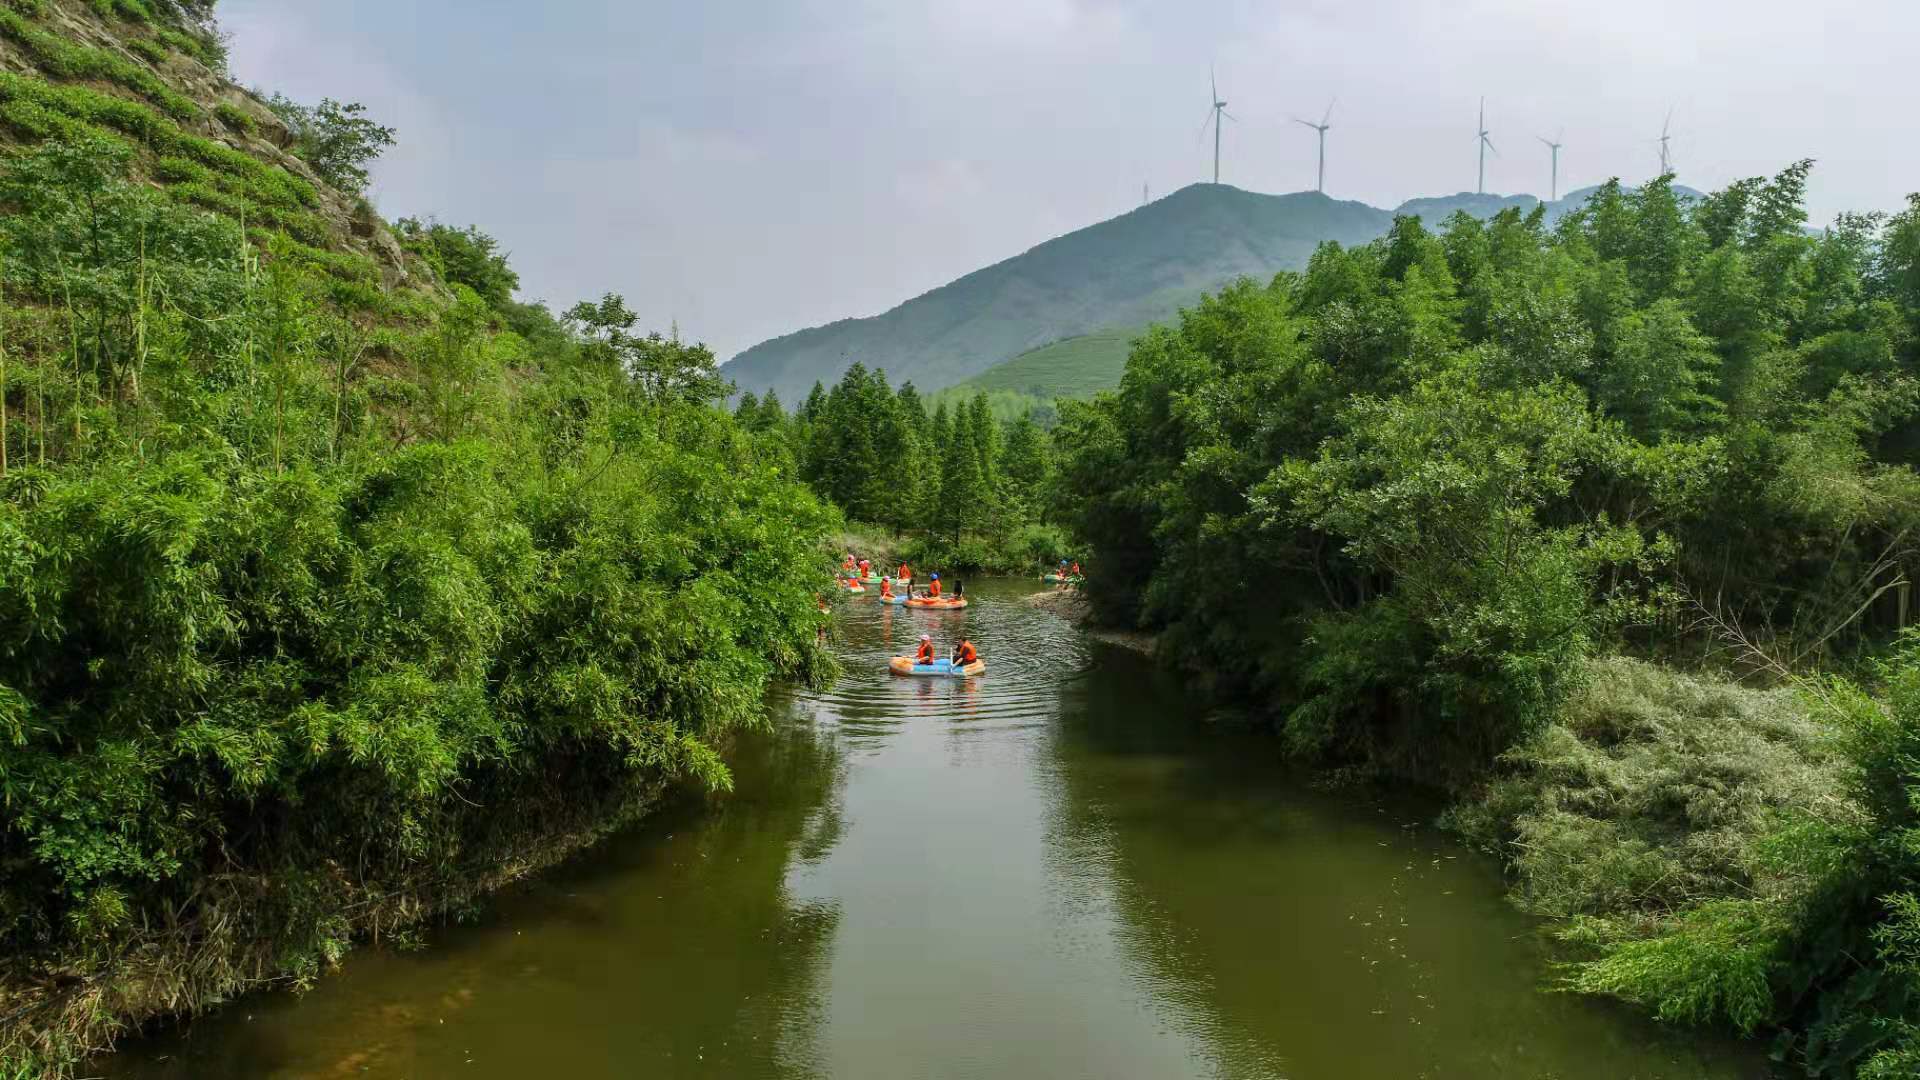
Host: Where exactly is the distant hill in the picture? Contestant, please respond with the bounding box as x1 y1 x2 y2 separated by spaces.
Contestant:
726 185 1390 401
951 324 1143 400
727 182 1701 401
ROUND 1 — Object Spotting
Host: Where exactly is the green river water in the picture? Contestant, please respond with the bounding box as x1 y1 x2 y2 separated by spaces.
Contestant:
108 579 1762 1078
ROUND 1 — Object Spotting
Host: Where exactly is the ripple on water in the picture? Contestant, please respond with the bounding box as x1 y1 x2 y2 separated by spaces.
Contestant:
791 587 1090 746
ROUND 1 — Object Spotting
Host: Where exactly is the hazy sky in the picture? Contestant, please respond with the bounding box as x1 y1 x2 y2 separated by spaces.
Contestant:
222 0 1915 362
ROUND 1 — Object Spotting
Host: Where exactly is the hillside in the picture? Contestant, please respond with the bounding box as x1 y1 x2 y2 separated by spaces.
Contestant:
725 185 1392 401
0 0 435 299
727 182 1705 401
0 4 831 1074
952 324 1142 399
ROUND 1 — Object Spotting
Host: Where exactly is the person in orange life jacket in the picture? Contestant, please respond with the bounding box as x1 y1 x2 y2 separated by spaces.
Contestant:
927 573 941 598
879 576 894 599
915 634 936 664
898 563 910 581
858 558 871 577
955 638 978 666
1070 561 1081 577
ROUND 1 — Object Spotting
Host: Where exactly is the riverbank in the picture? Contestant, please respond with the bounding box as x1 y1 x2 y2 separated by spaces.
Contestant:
4 768 668 1071
101 580 1761 1080
1024 586 1158 654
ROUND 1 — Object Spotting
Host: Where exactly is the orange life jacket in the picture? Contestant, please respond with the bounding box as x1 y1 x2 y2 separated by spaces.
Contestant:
957 642 977 664
929 580 941 597
916 641 935 663
899 565 910 579
880 579 894 597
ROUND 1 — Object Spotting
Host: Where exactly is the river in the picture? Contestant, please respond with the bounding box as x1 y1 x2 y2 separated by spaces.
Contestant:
107 578 1760 1078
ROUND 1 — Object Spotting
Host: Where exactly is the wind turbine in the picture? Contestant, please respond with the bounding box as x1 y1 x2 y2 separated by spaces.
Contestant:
1475 97 1496 195
1201 67 1234 184
1656 109 1675 175
1537 129 1564 201
1292 99 1334 193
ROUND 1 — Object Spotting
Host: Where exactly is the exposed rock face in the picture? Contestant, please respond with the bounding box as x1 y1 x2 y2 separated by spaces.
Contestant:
0 0 440 295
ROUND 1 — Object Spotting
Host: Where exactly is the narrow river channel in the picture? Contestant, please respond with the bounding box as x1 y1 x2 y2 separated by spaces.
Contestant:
108 579 1760 1078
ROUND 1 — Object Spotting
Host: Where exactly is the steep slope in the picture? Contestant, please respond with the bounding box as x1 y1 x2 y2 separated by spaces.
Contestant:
0 0 432 294
725 185 1392 400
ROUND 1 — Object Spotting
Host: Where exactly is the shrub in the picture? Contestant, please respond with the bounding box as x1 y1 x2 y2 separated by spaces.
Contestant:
126 37 166 64
156 26 223 70
0 135 836 1074
264 93 395 193
0 9 196 119
214 101 253 134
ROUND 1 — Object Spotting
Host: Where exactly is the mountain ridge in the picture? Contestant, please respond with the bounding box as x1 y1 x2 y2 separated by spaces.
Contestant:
725 181 1690 400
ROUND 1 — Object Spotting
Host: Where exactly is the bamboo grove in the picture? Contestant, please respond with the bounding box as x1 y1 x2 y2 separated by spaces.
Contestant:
0 132 836 1072
1052 166 1920 1076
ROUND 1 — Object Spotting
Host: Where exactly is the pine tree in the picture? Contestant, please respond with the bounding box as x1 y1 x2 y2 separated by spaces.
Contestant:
757 387 785 430
1000 410 1052 522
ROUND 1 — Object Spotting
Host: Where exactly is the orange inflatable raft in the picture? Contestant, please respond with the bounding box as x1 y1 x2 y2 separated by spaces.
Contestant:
903 595 967 610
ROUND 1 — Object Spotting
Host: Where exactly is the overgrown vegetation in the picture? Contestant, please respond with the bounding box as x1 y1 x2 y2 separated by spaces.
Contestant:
0 6 197 119
739 363 1069 573
262 92 394 193
0 124 831 1076
1053 166 1920 1073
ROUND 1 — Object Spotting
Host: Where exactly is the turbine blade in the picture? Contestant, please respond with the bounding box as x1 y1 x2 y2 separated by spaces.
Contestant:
1323 98 1336 125
1292 116 1318 129
1486 137 1498 155
1211 65 1217 106
1221 109 1237 122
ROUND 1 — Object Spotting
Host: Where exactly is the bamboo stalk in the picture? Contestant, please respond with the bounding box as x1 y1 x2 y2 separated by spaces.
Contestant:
1 299 8 480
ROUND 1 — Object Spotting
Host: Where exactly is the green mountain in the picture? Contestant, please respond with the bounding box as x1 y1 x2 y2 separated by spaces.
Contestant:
953 324 1142 399
726 184 1391 401
727 183 1701 402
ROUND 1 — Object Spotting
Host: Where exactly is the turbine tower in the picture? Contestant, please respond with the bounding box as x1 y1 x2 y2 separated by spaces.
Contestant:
1657 109 1675 175
1292 99 1335 193
1537 130 1564 201
1475 97 1497 195
1201 67 1234 184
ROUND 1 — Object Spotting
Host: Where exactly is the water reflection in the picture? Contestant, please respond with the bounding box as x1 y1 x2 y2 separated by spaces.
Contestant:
109 708 849 1079
1041 643 1761 1079
106 580 1764 1079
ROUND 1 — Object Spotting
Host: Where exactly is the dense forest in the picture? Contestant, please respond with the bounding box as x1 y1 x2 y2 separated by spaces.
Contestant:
0 3 836 1072
736 367 1068 573
1052 168 1920 1076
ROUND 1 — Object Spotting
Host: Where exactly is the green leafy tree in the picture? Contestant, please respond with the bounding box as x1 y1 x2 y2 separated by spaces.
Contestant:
395 218 520 310
263 94 396 193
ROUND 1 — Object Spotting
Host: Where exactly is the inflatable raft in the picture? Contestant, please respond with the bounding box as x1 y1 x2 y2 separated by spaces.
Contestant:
904 595 968 610
841 581 866 593
1041 573 1084 585
881 592 909 605
888 656 986 677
